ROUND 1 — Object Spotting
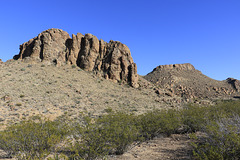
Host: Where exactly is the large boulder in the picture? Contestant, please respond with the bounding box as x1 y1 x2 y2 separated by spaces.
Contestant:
13 28 138 87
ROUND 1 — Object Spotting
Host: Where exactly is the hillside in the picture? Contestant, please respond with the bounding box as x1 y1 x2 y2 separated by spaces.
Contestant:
0 60 176 128
144 63 240 100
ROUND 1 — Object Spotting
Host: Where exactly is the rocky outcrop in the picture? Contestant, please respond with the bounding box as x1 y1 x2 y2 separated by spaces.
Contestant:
153 63 196 71
0 59 3 64
13 29 71 65
13 29 138 87
227 78 240 92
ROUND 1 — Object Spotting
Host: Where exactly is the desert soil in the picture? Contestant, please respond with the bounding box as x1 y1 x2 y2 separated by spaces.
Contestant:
108 134 193 160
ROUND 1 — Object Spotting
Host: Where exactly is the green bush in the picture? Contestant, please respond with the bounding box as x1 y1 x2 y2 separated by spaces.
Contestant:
192 118 240 159
190 101 240 160
138 109 181 139
97 112 141 155
68 115 111 160
68 112 140 159
0 116 69 160
181 105 209 132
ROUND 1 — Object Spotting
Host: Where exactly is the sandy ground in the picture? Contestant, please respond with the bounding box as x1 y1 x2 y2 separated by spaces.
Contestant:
108 134 193 160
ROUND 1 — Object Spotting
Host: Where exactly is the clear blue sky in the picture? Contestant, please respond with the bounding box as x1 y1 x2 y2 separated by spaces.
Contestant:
0 0 239 80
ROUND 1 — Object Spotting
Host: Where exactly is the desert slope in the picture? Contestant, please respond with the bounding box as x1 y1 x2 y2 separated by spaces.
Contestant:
144 63 240 100
0 60 175 128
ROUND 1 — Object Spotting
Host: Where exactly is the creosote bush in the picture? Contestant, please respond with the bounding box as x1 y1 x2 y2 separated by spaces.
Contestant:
0 116 69 160
68 112 141 159
138 109 181 139
189 100 240 160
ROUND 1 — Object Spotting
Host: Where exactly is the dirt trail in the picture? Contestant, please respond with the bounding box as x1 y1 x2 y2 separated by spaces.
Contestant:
109 134 192 160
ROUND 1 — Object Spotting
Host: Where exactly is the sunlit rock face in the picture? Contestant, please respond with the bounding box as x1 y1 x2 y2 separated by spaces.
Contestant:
13 28 138 87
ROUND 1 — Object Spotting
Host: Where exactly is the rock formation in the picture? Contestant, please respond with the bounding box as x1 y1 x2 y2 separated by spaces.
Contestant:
144 63 239 99
227 78 240 92
13 29 138 87
152 63 195 71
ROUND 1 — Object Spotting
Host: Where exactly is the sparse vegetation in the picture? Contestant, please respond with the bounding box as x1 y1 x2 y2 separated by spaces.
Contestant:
0 100 240 159
190 100 240 160
0 116 69 159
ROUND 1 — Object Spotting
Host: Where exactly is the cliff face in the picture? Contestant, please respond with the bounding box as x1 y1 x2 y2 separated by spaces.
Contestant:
13 29 138 87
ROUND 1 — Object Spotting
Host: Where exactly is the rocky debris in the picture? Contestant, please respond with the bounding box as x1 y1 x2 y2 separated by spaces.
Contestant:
144 63 240 99
13 28 138 87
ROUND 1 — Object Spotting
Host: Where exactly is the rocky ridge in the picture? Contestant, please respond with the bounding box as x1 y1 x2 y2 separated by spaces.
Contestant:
13 29 138 87
144 63 240 99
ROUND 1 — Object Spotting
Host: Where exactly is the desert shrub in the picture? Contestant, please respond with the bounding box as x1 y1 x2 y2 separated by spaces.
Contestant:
181 101 240 132
0 116 69 160
213 100 240 117
192 115 240 160
68 112 140 159
68 114 114 160
138 109 181 139
97 112 141 155
191 101 240 160
180 105 209 132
